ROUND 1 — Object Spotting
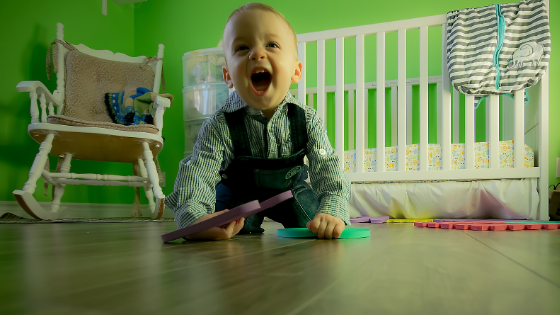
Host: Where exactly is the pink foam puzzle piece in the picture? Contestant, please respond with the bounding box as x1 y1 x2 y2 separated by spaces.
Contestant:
524 224 543 230
439 223 455 229
161 191 293 243
454 223 473 230
427 222 440 228
489 224 508 231
433 219 485 222
414 222 428 227
471 225 490 231
507 224 526 231
542 224 560 230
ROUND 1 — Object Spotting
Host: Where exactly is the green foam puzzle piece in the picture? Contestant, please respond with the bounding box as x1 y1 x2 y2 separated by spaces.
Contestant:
277 228 370 239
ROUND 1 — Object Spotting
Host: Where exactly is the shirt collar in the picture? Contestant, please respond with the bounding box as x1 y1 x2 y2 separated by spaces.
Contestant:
222 90 301 117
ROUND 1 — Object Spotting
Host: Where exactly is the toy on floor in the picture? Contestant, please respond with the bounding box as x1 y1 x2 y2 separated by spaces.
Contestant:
387 219 432 223
414 221 560 231
278 228 370 239
350 216 389 224
161 191 293 243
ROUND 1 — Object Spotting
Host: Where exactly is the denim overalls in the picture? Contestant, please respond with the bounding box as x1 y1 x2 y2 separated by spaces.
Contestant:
215 103 320 233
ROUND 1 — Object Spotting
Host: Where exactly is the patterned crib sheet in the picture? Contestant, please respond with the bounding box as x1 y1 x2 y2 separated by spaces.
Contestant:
342 140 534 173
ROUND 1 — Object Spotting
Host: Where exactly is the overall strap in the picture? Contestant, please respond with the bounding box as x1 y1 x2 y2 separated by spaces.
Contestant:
287 103 308 153
224 109 252 157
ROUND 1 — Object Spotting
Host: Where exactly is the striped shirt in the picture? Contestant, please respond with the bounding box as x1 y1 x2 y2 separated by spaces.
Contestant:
165 91 350 229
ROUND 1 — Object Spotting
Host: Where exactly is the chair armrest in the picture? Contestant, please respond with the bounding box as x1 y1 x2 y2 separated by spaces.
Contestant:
153 95 172 136
17 81 62 123
17 81 62 107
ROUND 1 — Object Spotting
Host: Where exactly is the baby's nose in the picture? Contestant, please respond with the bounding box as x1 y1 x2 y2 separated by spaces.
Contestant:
249 47 266 60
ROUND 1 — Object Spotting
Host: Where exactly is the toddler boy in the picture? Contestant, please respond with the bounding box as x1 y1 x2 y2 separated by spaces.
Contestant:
166 3 350 240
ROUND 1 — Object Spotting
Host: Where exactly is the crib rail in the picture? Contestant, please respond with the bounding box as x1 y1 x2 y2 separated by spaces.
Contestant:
294 10 549 219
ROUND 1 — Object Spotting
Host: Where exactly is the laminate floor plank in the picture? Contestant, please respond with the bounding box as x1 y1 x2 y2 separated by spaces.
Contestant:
463 229 560 287
1 221 559 315
293 224 560 315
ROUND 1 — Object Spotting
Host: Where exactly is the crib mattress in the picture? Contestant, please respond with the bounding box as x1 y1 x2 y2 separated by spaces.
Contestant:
344 140 534 173
349 178 539 220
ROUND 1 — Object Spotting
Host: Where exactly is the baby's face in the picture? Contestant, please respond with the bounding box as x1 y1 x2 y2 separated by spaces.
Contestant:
222 9 302 116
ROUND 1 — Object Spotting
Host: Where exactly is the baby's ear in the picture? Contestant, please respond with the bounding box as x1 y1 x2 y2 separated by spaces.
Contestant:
291 60 303 84
222 66 234 88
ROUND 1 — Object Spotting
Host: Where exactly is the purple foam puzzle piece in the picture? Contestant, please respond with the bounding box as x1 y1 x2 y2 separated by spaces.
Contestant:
161 190 293 243
350 217 371 223
350 216 389 224
370 216 389 224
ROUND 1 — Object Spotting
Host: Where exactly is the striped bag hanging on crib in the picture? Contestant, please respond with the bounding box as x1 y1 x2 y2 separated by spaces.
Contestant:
446 0 550 107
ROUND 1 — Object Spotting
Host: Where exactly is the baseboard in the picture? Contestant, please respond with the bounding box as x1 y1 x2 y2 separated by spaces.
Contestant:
0 201 174 219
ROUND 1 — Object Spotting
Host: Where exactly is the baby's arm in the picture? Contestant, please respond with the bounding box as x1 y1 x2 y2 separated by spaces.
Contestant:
166 117 243 240
304 110 351 238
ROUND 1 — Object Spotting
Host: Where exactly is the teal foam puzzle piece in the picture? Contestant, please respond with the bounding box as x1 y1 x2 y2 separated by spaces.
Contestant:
277 228 370 239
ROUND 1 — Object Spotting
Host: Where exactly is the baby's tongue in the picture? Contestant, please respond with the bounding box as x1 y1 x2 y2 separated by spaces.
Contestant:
252 72 271 91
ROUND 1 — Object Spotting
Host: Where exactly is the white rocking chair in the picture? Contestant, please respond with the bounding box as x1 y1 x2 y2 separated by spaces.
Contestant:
13 23 171 220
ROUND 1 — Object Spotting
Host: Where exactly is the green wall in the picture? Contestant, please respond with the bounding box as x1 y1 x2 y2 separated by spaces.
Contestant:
134 0 559 195
2 0 558 206
0 0 135 204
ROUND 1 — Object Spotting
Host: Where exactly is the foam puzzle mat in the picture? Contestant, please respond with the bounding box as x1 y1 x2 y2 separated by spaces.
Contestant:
414 221 560 231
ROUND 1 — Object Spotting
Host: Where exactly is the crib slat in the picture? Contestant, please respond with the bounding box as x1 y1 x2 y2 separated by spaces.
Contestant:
391 86 397 147
539 63 549 220
441 23 452 171
356 34 365 173
336 37 345 170
419 26 428 172
377 32 386 172
407 84 413 145
437 83 442 144
317 40 326 128
501 95 506 141
453 88 460 144
465 95 475 169
398 29 407 172
514 90 524 168
364 88 369 147
298 42 306 105
349 89 355 151
486 97 491 142
489 95 499 168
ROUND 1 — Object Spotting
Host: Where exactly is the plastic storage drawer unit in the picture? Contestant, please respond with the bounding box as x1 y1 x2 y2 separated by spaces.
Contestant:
183 47 226 87
183 83 229 156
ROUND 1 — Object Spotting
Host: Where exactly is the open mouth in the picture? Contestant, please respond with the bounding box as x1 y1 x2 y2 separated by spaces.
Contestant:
251 69 272 94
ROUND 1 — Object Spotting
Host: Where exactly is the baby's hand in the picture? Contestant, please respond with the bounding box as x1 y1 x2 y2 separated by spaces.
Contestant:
184 210 245 241
306 213 345 239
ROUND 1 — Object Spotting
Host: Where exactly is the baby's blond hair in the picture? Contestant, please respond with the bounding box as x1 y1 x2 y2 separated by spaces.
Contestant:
223 3 298 60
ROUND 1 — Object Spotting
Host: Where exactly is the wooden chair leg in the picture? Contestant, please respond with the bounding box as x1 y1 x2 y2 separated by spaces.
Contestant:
142 142 164 219
23 133 54 194
131 162 143 217
13 133 68 220
138 158 156 217
51 153 72 213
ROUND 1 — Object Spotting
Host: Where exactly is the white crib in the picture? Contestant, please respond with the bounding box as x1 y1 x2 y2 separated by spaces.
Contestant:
292 11 549 220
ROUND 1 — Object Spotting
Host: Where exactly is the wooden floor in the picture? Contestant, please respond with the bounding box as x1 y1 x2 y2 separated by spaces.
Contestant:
1 221 559 315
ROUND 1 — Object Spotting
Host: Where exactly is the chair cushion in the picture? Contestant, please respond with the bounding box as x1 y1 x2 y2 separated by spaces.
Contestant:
47 115 160 134
63 48 155 122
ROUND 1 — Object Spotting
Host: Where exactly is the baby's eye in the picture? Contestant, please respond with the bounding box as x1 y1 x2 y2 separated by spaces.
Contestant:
266 42 279 48
235 45 249 52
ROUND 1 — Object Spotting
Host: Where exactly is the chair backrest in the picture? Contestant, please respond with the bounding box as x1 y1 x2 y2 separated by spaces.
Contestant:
52 23 164 123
